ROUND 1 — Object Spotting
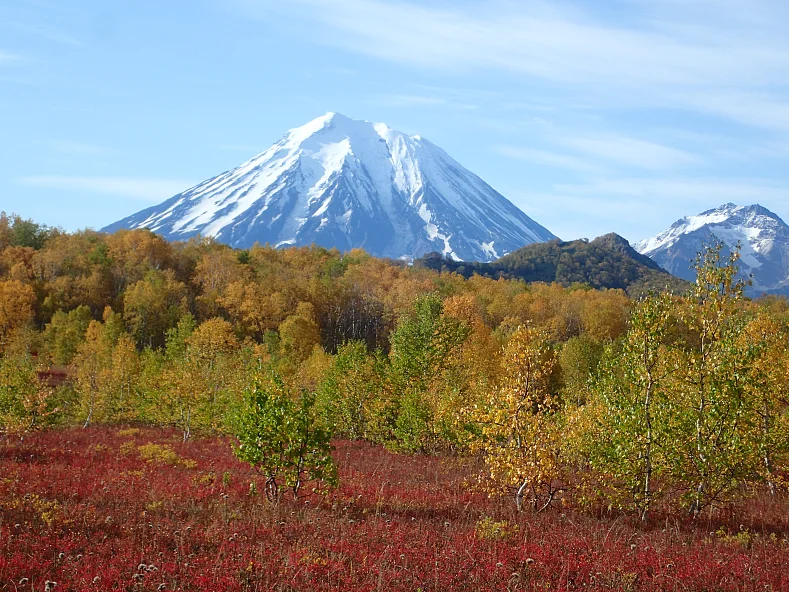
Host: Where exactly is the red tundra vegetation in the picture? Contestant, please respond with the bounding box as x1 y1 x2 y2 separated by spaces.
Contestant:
1 426 788 591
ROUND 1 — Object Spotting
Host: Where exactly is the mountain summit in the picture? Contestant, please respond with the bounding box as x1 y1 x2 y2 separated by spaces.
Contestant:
635 203 789 294
102 112 556 261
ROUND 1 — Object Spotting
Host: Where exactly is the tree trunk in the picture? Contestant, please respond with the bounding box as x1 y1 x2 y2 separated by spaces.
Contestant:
642 375 654 522
265 476 279 504
183 408 191 442
689 482 704 518
763 401 776 496
515 479 529 512
83 401 93 429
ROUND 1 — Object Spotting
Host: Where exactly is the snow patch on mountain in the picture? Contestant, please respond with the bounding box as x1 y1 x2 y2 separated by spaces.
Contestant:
480 240 499 259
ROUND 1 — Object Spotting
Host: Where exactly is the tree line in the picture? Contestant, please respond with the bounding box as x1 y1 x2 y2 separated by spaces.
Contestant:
0 212 787 517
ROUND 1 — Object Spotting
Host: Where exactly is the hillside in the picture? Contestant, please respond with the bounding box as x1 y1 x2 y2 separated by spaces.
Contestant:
416 233 689 295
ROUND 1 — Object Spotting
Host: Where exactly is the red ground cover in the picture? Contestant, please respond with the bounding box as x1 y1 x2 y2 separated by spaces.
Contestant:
1 427 788 591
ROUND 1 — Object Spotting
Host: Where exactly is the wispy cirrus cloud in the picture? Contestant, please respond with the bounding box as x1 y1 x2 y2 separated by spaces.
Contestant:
494 145 603 174
677 90 789 133
369 94 449 108
16 176 193 202
4 22 82 46
557 136 703 171
234 0 789 131
496 132 702 175
39 139 110 155
555 177 789 205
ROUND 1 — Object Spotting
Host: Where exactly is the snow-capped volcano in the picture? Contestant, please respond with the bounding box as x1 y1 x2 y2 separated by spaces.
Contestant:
102 112 555 261
635 203 789 294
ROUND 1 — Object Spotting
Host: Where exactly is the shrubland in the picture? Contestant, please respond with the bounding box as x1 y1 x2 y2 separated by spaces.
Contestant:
2 427 789 591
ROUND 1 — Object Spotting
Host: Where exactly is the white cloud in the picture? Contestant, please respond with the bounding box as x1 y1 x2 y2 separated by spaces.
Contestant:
40 139 110 155
558 136 703 170
16 176 193 202
555 177 789 204
369 94 449 108
494 145 603 174
5 22 82 46
677 91 789 132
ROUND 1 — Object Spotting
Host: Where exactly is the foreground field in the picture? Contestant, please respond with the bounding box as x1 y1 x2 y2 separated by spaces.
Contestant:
1 428 789 591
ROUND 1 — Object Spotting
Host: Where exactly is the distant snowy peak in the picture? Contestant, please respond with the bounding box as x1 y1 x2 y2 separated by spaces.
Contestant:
635 203 789 294
102 112 556 262
635 203 781 255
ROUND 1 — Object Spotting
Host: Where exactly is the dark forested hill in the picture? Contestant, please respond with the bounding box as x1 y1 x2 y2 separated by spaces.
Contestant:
415 233 689 296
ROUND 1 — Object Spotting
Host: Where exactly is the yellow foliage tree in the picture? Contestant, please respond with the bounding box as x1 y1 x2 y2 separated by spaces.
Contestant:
193 247 247 318
0 279 36 351
279 302 321 365
123 270 188 347
0 332 58 435
73 312 139 427
740 311 789 494
156 316 248 440
470 326 563 511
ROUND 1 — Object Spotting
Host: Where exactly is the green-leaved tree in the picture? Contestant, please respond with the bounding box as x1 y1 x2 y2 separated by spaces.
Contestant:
234 371 337 503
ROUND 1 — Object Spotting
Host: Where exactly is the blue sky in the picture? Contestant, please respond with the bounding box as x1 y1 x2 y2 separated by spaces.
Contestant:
2 0 788 242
